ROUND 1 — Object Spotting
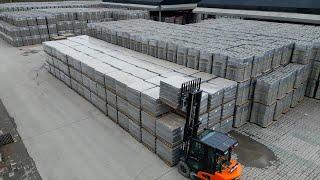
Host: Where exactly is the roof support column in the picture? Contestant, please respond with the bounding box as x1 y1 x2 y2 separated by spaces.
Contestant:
159 5 162 21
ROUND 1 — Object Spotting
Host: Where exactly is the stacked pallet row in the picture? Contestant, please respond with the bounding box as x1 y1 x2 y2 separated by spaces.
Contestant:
0 1 102 12
86 19 297 127
305 43 320 98
194 19 320 98
0 8 149 47
159 75 237 133
251 63 310 127
43 35 236 166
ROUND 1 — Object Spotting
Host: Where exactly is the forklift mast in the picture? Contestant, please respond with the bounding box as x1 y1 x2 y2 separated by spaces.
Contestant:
180 78 202 158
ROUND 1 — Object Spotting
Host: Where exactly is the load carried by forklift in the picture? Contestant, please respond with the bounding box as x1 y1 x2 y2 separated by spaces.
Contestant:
176 78 243 180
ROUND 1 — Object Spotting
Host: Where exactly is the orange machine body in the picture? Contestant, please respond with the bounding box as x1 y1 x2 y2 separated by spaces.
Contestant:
196 160 243 180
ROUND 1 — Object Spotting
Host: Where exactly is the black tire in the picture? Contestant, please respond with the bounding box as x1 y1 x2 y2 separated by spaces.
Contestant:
177 161 190 178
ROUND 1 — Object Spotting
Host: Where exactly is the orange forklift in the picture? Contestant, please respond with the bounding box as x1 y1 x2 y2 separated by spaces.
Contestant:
177 79 243 180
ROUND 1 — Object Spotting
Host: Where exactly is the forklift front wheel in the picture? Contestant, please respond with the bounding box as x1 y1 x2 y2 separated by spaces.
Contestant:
177 161 190 178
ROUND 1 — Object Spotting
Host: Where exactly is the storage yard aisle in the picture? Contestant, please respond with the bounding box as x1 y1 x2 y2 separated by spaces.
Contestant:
0 39 186 180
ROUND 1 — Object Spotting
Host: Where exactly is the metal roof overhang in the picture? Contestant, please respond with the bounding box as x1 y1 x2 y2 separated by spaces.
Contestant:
193 7 320 25
102 0 198 11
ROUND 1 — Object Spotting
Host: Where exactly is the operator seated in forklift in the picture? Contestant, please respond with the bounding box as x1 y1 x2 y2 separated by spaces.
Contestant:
177 78 243 180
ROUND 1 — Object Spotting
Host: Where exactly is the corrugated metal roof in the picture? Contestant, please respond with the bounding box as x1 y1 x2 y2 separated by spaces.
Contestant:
103 0 199 6
198 0 320 14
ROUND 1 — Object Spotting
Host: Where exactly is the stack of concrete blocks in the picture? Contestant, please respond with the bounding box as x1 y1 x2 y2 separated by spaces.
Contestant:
0 8 149 47
155 113 185 166
303 41 320 99
42 35 238 166
0 1 102 12
86 18 320 127
159 75 237 133
251 63 310 127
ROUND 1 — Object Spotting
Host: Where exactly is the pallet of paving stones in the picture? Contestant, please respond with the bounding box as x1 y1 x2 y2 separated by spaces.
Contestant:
85 18 308 128
0 1 103 12
250 63 310 127
87 18 320 106
0 8 149 47
42 35 239 166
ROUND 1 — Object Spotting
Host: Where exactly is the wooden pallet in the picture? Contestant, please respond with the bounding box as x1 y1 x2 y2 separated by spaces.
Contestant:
157 154 176 167
156 136 182 149
51 35 67 41
142 142 156 153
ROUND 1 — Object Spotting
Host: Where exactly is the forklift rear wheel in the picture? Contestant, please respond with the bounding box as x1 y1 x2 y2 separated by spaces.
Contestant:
178 161 190 178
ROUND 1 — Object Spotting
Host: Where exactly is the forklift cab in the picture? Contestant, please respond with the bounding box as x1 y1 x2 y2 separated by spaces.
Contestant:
177 78 243 180
179 130 242 180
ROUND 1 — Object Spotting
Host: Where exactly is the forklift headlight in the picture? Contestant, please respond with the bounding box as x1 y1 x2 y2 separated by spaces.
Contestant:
229 164 238 173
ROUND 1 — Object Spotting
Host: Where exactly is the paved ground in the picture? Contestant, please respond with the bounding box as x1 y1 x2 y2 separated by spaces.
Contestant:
0 99 42 180
0 39 320 180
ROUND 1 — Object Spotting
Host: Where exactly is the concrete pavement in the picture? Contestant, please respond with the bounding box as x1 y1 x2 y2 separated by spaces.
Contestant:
0 40 185 180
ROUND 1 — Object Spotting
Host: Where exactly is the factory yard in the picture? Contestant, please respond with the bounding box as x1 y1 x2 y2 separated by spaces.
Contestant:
0 39 320 180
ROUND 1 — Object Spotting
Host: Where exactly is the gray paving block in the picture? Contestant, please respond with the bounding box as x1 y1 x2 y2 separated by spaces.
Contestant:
234 102 251 128
128 118 141 142
126 81 156 108
250 102 276 127
208 106 222 127
107 104 117 123
155 113 184 147
156 139 182 166
116 96 128 115
142 128 156 152
118 111 129 131
141 87 171 117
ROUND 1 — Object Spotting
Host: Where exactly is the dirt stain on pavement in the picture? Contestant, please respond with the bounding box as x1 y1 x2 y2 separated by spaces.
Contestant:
20 49 40 56
229 131 278 168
